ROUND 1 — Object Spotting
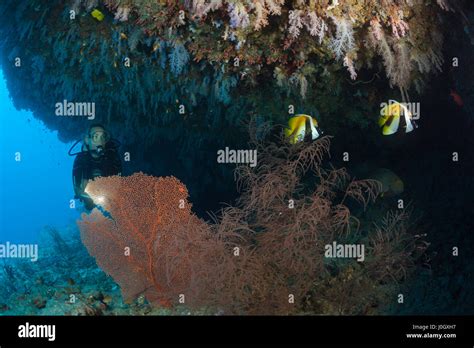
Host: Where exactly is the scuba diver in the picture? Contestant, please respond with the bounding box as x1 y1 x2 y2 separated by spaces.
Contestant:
69 124 122 210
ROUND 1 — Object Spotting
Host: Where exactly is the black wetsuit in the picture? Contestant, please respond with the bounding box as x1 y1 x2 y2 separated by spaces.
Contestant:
73 142 122 210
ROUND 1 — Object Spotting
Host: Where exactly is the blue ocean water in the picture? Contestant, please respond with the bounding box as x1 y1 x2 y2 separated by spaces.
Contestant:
0 69 80 243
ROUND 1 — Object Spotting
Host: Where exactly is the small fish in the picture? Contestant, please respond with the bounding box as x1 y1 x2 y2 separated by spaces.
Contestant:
120 32 128 40
285 114 321 144
450 89 464 107
91 9 105 21
379 100 415 136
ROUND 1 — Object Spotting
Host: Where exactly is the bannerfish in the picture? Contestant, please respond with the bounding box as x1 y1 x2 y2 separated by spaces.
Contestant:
285 114 321 144
378 100 415 136
91 9 105 21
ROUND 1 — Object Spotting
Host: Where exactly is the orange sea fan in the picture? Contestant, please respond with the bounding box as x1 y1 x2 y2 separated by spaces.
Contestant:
77 172 206 306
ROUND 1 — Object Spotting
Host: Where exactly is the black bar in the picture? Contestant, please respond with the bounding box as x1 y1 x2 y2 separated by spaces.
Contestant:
0 315 472 346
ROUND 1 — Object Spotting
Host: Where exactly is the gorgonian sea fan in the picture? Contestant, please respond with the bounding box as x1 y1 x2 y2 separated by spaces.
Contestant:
77 173 204 306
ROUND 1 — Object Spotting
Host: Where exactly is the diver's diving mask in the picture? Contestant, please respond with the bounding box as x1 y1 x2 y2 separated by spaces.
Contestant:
88 130 110 157
90 130 110 144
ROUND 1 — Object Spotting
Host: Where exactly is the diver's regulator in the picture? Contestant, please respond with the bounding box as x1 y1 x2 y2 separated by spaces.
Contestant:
94 145 105 157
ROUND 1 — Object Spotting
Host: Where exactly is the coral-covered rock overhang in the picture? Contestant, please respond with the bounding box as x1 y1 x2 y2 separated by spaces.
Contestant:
0 0 465 142
0 0 471 213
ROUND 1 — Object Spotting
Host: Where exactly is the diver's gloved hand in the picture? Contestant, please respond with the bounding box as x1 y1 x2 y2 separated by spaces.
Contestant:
77 193 96 211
